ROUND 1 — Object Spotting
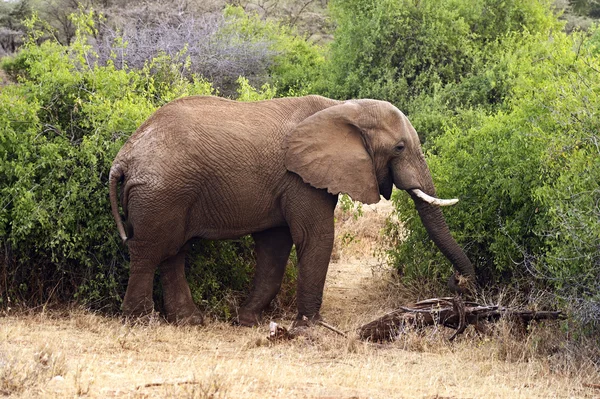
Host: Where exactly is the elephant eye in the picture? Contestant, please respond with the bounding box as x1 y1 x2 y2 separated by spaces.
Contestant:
395 143 406 153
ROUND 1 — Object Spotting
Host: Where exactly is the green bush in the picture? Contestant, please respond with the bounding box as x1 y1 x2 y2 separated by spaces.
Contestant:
389 26 600 311
186 238 255 320
0 14 153 308
321 0 560 140
236 76 277 101
0 12 264 314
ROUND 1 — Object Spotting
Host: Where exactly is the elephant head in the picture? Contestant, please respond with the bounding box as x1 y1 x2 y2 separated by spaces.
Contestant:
284 99 475 290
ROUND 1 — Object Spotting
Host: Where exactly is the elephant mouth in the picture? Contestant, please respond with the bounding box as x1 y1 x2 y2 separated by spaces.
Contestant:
410 189 459 207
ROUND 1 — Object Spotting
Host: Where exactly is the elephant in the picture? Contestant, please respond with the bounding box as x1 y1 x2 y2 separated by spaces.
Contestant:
109 95 475 326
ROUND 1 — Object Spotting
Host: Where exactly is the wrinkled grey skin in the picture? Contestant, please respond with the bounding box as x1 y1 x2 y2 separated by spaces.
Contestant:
109 95 475 326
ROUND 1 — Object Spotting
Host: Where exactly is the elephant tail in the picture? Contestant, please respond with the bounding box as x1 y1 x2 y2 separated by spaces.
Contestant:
109 163 128 244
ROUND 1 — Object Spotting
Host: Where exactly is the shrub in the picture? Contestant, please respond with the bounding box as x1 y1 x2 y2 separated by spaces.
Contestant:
236 76 277 102
0 14 153 308
321 0 560 140
93 5 276 97
388 27 600 322
186 237 256 320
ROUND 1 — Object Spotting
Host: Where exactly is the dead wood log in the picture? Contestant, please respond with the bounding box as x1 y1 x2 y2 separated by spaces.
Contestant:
358 297 565 342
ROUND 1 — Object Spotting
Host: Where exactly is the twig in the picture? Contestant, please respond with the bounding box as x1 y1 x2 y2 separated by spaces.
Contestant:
268 319 347 340
317 320 347 337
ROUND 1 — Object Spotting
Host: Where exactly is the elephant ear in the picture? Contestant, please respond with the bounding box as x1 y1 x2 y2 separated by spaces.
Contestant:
284 102 380 204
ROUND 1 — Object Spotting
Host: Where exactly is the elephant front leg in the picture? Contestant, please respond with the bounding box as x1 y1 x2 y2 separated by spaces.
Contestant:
238 226 293 326
286 193 337 326
159 250 204 326
293 231 335 326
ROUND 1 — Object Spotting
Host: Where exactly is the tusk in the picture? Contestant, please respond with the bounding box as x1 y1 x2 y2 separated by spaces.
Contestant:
411 189 459 206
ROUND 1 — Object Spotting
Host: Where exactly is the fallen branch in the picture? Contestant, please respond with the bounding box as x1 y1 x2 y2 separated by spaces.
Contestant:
266 297 564 343
358 297 565 342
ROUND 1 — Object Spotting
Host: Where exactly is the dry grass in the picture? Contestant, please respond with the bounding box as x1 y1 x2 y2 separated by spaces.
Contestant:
1 310 598 398
1 200 599 398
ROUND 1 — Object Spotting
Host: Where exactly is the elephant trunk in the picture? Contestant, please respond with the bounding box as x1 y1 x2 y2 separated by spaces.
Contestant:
407 179 475 292
411 196 474 276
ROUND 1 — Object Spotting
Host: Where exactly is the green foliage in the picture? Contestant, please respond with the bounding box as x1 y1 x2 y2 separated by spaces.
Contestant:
338 194 363 220
525 31 600 296
223 5 325 97
186 238 255 319
322 0 561 140
236 76 277 102
389 26 600 307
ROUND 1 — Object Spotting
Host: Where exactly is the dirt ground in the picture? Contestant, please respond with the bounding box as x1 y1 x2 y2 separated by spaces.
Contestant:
1 201 598 398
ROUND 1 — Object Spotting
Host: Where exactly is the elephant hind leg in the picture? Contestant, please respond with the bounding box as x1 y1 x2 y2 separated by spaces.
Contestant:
122 248 158 320
237 226 293 326
159 249 204 326
122 269 155 320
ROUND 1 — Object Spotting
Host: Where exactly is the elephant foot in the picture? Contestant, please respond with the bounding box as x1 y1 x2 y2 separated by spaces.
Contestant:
122 297 155 322
165 306 204 326
236 308 262 327
122 311 162 326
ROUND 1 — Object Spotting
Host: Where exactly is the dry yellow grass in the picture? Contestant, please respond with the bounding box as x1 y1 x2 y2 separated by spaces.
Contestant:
1 201 598 398
1 310 597 398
